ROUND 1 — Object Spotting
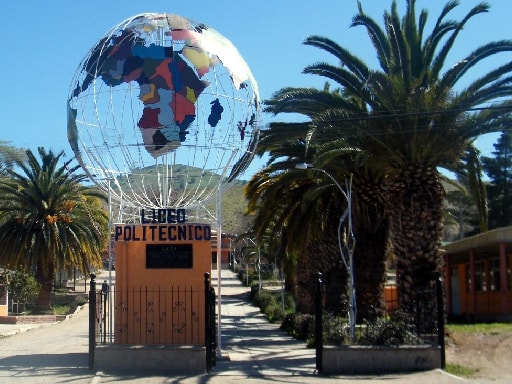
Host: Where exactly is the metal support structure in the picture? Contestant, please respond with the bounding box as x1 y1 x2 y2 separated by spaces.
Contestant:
205 272 213 373
257 245 261 293
436 273 446 369
296 163 357 341
88 273 96 370
107 179 113 344
216 183 222 358
315 272 323 374
214 149 237 360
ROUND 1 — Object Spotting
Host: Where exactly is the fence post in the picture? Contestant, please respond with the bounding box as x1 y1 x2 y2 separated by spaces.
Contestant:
436 273 446 369
204 272 212 373
88 273 96 370
101 281 109 344
315 272 323 374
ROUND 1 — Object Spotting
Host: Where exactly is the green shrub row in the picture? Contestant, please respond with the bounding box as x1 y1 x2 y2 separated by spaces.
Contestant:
241 275 422 347
249 285 296 323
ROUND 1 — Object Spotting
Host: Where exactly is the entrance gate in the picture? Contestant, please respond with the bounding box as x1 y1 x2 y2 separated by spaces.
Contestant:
88 273 216 372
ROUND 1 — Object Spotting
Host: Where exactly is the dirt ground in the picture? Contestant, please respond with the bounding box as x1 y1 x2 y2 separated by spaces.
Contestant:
445 328 512 382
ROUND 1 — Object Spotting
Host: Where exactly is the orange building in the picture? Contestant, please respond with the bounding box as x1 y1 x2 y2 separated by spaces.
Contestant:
443 226 512 321
210 231 234 266
114 221 212 345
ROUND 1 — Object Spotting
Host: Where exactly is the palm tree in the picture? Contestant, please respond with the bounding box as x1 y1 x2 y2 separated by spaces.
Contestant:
259 78 392 320
312 143 389 321
298 0 512 311
245 133 349 314
0 148 108 310
248 85 392 319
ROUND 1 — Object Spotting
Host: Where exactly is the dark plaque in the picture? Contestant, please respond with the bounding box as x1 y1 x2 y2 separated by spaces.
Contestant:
146 244 193 269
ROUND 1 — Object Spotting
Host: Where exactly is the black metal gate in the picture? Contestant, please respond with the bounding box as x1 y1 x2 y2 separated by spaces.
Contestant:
89 273 217 372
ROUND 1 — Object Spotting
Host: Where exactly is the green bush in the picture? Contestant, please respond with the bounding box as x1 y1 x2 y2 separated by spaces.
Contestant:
3 268 40 306
237 269 257 287
265 302 283 323
322 314 348 345
281 312 315 341
283 293 296 313
253 290 276 309
249 287 297 324
359 311 420 346
281 310 422 347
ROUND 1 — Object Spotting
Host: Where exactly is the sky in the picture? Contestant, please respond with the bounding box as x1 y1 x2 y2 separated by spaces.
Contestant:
1 0 511 180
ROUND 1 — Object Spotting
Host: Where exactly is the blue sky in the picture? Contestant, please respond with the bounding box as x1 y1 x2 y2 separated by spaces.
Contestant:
1 0 511 179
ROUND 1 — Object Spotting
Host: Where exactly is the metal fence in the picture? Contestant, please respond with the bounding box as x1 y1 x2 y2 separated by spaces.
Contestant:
88 273 217 372
314 272 446 373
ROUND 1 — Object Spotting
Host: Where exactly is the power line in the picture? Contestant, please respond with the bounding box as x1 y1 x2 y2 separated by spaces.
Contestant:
264 103 512 125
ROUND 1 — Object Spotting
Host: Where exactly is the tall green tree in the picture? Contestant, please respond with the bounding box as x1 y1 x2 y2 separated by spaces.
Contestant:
245 127 349 314
482 131 512 229
297 0 512 311
444 144 489 239
312 143 389 321
0 141 26 176
250 84 390 318
0 148 108 310
456 145 489 233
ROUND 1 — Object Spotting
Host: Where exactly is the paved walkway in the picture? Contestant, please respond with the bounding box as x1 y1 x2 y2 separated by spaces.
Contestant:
210 268 317 377
0 268 479 383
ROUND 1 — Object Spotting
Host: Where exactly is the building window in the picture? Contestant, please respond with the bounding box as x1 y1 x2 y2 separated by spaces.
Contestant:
489 258 501 292
475 261 486 292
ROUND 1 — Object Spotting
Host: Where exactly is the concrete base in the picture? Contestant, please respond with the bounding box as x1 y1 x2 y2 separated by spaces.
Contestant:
94 344 206 374
323 345 441 374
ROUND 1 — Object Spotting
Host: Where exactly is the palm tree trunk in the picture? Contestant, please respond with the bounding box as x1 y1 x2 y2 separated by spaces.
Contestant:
353 224 388 322
35 259 55 311
283 253 297 295
387 166 445 314
296 207 347 315
350 180 389 322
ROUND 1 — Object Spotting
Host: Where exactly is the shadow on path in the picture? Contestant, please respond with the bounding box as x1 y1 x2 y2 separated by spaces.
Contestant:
210 269 316 377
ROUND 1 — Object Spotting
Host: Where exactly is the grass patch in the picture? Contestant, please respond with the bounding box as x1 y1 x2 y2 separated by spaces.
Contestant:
24 304 71 316
447 322 512 334
18 290 88 316
445 363 479 378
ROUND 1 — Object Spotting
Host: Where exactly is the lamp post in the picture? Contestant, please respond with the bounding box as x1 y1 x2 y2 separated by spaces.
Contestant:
107 178 113 344
243 237 261 293
295 163 357 341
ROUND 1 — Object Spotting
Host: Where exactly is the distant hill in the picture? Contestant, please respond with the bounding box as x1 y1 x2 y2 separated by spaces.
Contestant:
205 182 253 235
110 164 252 235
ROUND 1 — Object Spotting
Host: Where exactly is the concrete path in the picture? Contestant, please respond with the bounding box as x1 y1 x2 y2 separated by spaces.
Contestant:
210 268 317 377
0 303 92 384
0 268 481 383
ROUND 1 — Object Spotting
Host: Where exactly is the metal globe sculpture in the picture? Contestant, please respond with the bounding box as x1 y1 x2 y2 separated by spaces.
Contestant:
67 13 260 222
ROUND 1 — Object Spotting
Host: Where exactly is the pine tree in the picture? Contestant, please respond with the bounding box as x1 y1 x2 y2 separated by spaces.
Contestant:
482 132 512 229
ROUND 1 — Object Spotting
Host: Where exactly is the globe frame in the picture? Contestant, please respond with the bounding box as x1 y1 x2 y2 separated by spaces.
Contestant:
67 13 261 224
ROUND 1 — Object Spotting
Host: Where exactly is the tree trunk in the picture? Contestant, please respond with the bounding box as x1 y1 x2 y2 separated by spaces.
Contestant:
283 253 297 295
35 259 55 311
353 224 388 322
387 166 445 315
296 206 347 315
352 182 389 322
